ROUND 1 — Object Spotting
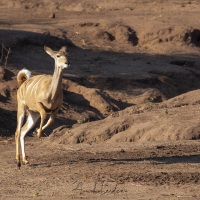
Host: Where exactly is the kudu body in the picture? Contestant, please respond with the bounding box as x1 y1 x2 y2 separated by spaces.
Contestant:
15 46 69 168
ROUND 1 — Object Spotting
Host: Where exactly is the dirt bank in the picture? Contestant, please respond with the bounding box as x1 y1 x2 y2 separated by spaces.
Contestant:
0 0 200 199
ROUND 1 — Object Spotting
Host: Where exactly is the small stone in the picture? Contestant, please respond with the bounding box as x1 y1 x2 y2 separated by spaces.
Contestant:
49 12 55 19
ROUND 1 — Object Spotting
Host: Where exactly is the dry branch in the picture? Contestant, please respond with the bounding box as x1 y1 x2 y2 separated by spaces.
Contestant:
0 43 11 67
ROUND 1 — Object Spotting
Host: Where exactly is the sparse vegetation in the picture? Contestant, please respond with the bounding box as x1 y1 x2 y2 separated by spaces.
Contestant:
0 43 11 68
165 107 169 115
77 118 87 124
92 151 101 155
146 101 155 109
33 190 40 197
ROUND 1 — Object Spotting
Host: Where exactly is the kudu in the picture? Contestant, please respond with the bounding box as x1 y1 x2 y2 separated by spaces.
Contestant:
15 46 69 168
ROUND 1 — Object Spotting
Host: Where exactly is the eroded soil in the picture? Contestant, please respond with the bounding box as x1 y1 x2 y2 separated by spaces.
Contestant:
0 0 200 199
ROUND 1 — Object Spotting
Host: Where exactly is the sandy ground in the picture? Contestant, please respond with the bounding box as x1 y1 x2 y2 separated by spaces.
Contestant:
1 139 200 199
0 0 200 199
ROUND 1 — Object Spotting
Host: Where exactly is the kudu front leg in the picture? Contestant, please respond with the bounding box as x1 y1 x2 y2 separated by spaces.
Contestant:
41 108 59 132
36 102 47 138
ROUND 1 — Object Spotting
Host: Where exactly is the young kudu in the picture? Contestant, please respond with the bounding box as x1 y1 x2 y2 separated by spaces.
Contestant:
15 46 69 168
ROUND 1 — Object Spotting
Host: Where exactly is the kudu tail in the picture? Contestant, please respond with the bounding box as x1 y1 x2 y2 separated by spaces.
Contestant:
17 69 31 86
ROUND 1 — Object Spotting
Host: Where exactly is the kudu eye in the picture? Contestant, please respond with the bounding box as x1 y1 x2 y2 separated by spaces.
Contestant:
57 55 60 58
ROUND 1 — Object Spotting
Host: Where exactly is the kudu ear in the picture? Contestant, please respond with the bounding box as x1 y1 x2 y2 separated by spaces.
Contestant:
59 46 67 53
44 46 55 57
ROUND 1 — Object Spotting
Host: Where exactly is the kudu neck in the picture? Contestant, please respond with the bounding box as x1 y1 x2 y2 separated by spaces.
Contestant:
48 62 63 100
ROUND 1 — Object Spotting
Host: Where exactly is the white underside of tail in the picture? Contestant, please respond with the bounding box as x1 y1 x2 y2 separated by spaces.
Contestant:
17 69 32 79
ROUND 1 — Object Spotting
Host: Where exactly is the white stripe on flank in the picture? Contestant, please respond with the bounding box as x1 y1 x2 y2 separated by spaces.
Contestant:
33 76 46 98
27 76 44 97
27 77 40 92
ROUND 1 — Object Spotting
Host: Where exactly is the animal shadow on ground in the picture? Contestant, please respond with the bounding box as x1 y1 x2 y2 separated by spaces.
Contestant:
87 154 200 165
26 154 200 169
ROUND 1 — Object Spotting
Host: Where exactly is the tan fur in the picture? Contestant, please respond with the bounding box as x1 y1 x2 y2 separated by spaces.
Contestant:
17 73 26 86
15 46 69 167
17 69 31 86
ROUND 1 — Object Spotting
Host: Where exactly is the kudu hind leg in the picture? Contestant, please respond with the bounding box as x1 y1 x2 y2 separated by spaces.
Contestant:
15 106 25 168
20 111 40 164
